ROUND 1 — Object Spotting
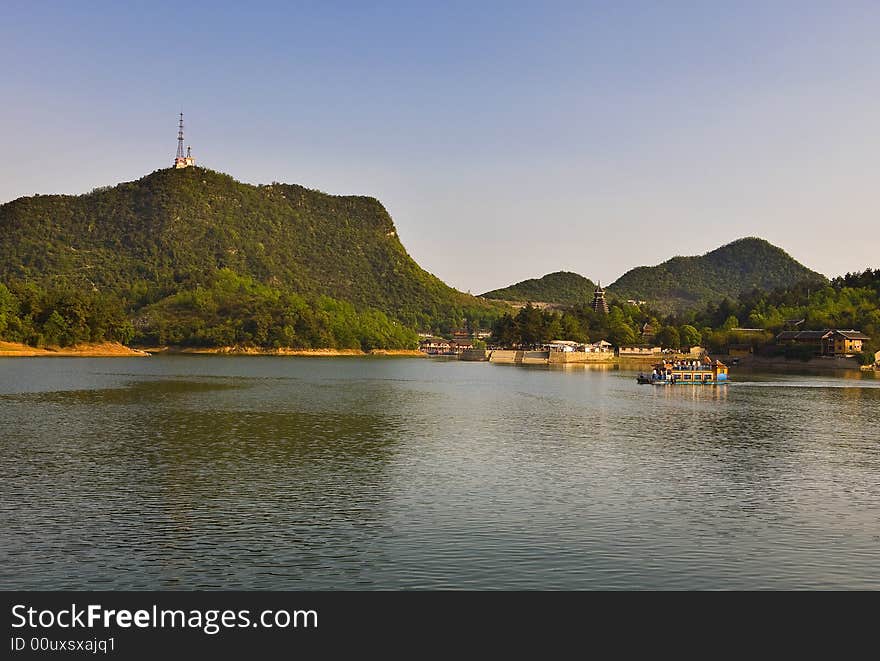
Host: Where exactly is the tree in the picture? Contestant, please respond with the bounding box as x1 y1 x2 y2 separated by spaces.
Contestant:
560 313 588 342
42 310 71 346
655 326 681 349
679 324 702 348
0 283 18 336
609 322 636 347
519 304 544 346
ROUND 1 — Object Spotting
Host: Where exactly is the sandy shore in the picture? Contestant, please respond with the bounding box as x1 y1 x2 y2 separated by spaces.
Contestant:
135 345 425 357
0 341 150 357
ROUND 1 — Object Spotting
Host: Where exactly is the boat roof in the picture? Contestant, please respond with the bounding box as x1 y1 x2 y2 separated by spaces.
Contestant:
656 359 726 368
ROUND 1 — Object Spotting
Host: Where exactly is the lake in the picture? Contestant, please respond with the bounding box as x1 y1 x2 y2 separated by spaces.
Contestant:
1 357 878 589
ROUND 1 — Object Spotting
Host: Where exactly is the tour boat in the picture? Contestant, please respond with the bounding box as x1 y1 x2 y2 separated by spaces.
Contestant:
636 359 729 385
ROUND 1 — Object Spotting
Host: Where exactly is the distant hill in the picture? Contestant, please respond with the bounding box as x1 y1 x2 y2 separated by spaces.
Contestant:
608 237 827 312
481 271 597 306
0 167 504 346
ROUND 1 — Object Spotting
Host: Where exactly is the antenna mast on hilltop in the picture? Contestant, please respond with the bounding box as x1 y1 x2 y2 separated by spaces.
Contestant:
176 113 186 160
173 113 196 168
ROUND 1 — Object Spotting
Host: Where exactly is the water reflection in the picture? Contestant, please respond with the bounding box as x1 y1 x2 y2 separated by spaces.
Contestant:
1 374 405 588
1 357 879 589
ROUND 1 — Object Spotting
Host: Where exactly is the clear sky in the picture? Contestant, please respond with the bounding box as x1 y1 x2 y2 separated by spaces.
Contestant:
2 1 878 293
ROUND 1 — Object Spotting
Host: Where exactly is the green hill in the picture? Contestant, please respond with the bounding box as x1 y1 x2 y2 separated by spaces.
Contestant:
608 237 827 312
481 271 596 306
0 167 504 348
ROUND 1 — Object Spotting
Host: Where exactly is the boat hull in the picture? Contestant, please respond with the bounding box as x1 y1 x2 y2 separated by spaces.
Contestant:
636 379 728 385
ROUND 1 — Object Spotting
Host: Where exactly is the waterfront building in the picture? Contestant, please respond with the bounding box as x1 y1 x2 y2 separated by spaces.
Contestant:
547 340 579 352
618 345 662 356
826 330 871 355
418 337 477 355
545 339 614 354
451 340 474 352
419 337 452 354
775 329 870 356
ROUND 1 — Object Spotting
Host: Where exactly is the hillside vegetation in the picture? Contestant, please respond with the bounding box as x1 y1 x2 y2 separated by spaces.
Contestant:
0 168 504 348
671 269 880 360
481 271 596 306
608 238 826 312
487 270 879 360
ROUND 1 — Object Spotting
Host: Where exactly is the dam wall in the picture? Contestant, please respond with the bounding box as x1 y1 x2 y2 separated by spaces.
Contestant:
488 350 616 365
549 351 615 364
459 349 490 361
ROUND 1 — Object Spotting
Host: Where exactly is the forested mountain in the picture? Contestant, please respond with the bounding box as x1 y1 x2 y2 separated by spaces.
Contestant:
480 271 596 306
0 167 504 348
608 237 826 312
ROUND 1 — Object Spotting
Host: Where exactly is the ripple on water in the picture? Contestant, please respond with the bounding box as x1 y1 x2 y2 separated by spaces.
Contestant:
1 357 879 589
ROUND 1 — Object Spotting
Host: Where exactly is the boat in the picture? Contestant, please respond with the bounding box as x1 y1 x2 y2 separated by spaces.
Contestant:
637 358 729 385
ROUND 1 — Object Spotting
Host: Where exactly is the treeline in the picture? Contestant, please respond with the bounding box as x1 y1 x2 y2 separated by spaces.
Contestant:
491 302 674 348
833 268 880 296
489 269 880 362
0 282 133 347
666 270 880 358
0 270 421 351
136 270 418 350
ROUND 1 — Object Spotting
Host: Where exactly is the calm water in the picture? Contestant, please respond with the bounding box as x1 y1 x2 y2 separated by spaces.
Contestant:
1 357 878 590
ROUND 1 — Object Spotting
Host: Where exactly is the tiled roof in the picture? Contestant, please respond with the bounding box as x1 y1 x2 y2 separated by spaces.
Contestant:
834 330 870 340
776 330 830 340
777 329 870 341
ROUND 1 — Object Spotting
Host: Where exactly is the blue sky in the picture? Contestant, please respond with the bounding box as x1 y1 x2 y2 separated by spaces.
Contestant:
2 1 878 292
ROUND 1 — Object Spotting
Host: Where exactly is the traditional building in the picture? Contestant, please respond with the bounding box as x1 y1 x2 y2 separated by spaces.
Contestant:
173 113 196 169
775 329 870 356
546 339 614 354
591 283 609 314
726 343 754 358
418 337 452 355
618 345 662 356
826 330 870 355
